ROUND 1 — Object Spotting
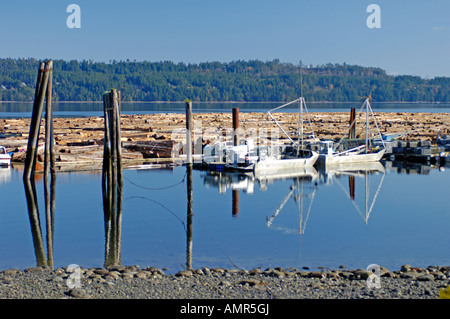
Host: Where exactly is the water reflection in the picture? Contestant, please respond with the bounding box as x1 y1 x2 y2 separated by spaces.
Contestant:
186 163 193 270
202 166 320 234
201 162 387 234
102 165 123 268
265 172 318 235
15 158 447 272
0 167 11 184
318 162 386 225
23 170 55 268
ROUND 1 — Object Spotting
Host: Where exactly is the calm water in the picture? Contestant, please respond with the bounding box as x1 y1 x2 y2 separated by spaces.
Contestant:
0 161 449 273
1 101 450 118
0 102 449 273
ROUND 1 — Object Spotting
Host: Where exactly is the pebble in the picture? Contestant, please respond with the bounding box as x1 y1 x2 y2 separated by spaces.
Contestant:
417 274 435 282
3 269 21 276
176 270 193 277
68 288 89 299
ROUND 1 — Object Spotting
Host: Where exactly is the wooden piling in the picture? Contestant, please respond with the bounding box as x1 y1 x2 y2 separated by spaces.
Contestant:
24 62 50 180
44 60 55 175
185 99 193 164
349 107 356 139
232 108 240 146
185 99 194 269
102 89 123 267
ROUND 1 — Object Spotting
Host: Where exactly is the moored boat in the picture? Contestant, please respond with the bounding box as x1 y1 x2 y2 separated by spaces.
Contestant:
316 98 386 166
0 146 11 167
220 97 319 172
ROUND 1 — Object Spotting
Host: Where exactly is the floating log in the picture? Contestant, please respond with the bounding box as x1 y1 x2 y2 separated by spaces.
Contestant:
122 140 176 158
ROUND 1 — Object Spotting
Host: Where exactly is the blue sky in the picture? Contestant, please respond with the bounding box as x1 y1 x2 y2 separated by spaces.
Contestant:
0 0 449 78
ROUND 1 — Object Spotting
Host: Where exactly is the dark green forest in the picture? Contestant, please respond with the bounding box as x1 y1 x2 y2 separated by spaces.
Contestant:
1 58 449 103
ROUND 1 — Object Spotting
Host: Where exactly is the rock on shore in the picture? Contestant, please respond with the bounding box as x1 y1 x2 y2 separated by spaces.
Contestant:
0 264 449 299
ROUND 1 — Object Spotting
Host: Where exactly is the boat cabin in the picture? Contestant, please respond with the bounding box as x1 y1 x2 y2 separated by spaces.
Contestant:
318 141 335 155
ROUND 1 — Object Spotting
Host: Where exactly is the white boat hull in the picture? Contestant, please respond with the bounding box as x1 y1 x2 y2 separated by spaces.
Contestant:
317 149 385 166
0 155 11 167
253 165 318 181
254 151 319 173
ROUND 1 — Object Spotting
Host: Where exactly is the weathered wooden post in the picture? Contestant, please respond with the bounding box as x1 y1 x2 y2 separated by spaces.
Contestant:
102 89 123 267
349 107 356 139
44 60 54 176
102 92 112 212
24 61 50 180
185 99 193 164
232 107 240 146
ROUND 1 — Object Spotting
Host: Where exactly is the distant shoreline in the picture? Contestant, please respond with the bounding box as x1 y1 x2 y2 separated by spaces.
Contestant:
0 100 448 104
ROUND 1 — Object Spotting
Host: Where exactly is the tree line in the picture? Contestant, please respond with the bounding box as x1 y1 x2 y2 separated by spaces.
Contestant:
0 58 449 103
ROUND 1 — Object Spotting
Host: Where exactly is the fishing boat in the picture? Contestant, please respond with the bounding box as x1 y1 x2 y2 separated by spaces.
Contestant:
316 98 386 166
220 97 319 172
0 146 11 167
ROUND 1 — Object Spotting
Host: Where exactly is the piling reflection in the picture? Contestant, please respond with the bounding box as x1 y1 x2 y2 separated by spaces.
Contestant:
43 171 56 268
186 163 193 270
102 168 123 268
23 171 56 268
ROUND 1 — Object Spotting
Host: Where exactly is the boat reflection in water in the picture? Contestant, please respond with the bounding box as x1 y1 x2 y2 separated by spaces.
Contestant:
318 162 386 225
0 166 11 185
202 161 387 236
202 166 320 224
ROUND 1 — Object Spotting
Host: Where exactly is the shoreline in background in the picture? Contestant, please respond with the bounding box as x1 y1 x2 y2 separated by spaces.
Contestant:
0 100 449 104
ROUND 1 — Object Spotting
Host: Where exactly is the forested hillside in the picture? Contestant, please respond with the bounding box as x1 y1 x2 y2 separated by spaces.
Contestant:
0 58 449 102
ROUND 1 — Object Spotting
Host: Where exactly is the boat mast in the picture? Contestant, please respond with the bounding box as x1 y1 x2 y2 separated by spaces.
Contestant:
366 98 369 153
299 98 304 150
298 62 304 154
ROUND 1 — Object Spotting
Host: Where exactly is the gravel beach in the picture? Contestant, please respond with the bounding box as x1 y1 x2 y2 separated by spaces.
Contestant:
0 264 448 300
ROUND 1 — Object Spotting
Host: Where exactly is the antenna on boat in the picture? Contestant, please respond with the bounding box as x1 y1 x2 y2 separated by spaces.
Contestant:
365 98 369 153
299 62 304 152
267 63 316 149
300 61 303 98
